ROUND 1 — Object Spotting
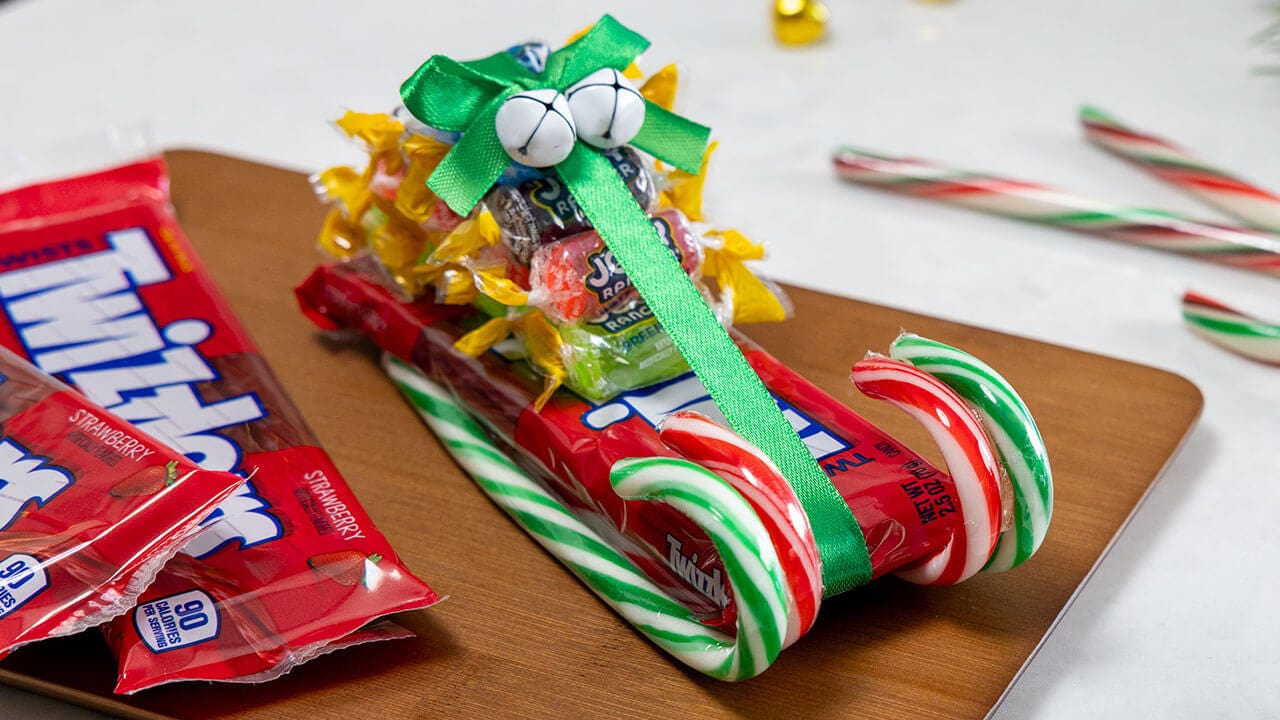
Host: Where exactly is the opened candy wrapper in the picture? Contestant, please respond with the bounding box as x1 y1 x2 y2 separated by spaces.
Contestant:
0 348 247 660
300 15 1053 680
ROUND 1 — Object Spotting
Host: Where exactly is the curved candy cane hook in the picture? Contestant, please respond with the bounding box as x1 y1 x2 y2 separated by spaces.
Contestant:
851 354 1003 586
659 411 823 648
384 354 790 680
889 334 1053 572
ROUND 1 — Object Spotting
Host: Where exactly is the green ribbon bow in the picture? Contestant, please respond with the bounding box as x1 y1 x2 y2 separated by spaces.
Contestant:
400 15 871 596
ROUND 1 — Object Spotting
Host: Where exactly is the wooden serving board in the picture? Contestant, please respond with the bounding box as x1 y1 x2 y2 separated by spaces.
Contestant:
0 151 1202 719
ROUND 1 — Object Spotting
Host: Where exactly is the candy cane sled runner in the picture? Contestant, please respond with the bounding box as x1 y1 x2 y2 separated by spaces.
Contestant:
302 15 1054 681
382 330 1053 680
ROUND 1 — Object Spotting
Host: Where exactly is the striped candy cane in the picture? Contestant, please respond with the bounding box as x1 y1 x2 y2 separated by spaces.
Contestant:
889 334 1053 573
833 147 1280 276
1182 292 1280 366
658 411 822 647
1081 106 1280 233
383 354 791 680
850 355 1003 586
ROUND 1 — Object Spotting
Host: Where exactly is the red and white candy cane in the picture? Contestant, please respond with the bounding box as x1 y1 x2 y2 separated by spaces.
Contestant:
1081 106 1280 234
659 411 822 647
850 355 1004 586
833 147 1280 276
1182 291 1280 366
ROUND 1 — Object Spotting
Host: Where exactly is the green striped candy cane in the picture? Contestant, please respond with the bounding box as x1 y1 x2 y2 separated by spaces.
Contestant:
889 334 1053 573
382 353 790 680
1182 291 1280 365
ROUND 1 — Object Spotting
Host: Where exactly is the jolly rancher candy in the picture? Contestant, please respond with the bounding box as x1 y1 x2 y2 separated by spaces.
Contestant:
558 298 691 402
529 208 703 324
485 145 658 264
0 348 246 658
0 158 439 693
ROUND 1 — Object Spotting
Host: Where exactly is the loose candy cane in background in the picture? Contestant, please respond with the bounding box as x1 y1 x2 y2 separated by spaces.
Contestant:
1081 106 1280 234
658 411 822 647
850 355 1004 587
1182 292 1280 366
889 334 1053 573
383 354 791 680
833 147 1280 276
1078 110 1280 368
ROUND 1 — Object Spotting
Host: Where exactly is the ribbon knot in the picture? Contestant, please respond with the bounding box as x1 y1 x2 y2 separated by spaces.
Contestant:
401 14 710 216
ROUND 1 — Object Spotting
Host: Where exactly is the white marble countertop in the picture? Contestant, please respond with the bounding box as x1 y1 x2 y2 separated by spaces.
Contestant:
1 0 1277 717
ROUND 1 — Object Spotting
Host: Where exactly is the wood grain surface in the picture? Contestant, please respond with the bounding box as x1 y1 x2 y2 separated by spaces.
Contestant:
0 151 1202 719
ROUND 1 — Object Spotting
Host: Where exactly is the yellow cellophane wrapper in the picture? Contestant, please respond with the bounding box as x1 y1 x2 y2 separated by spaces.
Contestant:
437 267 479 305
428 214 500 263
371 206 431 269
395 134 452 224
336 111 407 174
703 229 788 324
316 166 374 219
659 141 717 222
454 315 513 357
412 212 532 307
517 312 567 409
473 269 530 307
639 65 678 111
318 209 367 259
454 311 565 409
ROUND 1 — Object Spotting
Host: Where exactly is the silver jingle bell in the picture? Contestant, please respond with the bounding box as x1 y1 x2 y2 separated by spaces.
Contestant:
565 68 646 150
494 88 577 167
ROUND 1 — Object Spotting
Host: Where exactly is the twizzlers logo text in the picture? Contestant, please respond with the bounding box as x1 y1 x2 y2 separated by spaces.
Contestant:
0 227 282 557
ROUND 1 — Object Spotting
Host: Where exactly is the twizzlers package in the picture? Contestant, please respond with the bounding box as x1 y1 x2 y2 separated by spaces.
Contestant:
0 348 246 658
0 158 439 693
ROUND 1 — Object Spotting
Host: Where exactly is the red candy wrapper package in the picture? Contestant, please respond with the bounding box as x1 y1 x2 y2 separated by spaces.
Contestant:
298 261 958 626
0 348 246 658
0 159 439 693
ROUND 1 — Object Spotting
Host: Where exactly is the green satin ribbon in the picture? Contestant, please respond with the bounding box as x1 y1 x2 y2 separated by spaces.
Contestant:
400 15 871 596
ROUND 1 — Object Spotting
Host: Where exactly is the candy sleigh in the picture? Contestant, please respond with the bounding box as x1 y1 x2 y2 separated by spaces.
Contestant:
298 15 1053 680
